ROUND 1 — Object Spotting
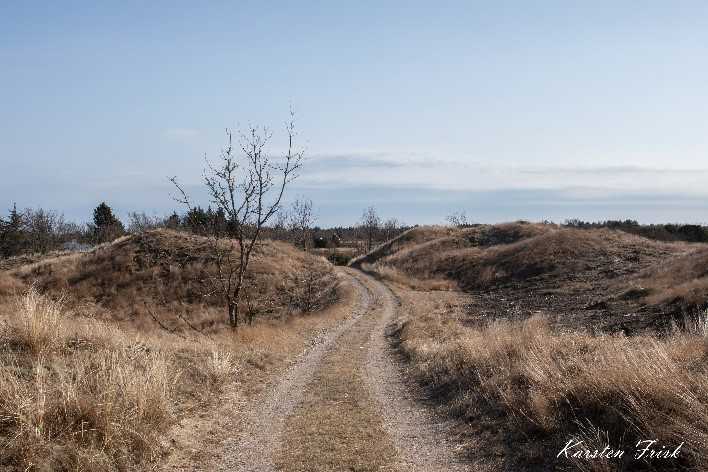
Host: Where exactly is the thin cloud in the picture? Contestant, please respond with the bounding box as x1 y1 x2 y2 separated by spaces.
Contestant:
519 165 708 176
298 151 708 196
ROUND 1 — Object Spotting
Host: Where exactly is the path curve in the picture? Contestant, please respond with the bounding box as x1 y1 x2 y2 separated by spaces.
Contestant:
353 269 469 472
217 270 372 472
220 268 468 471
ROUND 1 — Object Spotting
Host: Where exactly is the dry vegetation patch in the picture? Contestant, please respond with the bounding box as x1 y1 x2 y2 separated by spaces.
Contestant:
0 289 183 470
0 229 346 470
628 246 708 308
362 262 458 292
6 229 337 331
397 303 708 471
382 225 680 290
370 223 699 334
0 282 349 471
369 222 708 470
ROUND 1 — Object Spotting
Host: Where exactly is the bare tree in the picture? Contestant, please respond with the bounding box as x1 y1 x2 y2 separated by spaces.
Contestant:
127 212 163 234
382 217 401 241
360 206 381 252
23 208 54 254
170 112 303 328
288 198 314 250
446 210 470 227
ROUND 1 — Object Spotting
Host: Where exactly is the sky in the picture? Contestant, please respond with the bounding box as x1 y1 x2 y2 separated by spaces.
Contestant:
2 1 708 226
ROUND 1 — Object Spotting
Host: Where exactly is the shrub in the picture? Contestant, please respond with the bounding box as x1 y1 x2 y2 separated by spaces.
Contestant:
283 262 339 314
327 251 352 266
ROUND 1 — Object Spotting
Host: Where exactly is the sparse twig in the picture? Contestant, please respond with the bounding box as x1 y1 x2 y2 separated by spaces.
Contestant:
145 303 186 338
176 311 212 338
170 110 303 328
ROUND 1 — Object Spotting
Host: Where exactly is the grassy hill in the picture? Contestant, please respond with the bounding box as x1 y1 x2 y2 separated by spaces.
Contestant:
365 222 701 333
0 229 340 471
365 222 708 471
2 229 336 331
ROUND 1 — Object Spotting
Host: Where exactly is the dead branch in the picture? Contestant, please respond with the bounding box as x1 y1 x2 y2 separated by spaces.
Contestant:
145 303 186 339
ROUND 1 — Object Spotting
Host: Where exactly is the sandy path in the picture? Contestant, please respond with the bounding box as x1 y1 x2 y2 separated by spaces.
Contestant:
216 271 372 472
353 269 469 472
220 268 468 471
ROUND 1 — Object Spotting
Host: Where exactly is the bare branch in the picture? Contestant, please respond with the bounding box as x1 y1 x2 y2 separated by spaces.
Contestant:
145 304 186 338
170 110 304 328
176 311 212 338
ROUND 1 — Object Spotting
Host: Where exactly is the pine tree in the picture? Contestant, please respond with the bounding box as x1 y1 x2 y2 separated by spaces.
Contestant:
186 206 209 234
165 211 180 229
93 202 120 228
92 202 124 242
0 203 26 257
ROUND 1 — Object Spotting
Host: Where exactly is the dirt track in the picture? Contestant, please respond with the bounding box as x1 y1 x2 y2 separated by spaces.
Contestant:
218 268 468 471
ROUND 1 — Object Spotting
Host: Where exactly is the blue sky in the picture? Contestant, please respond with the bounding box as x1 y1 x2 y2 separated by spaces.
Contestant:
2 1 708 226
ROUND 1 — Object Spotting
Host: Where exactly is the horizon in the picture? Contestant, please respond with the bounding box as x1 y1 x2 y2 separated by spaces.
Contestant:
3 2 708 226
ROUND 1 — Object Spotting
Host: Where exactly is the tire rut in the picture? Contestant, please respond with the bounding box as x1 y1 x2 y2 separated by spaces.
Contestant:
274 270 398 471
354 269 470 472
217 270 372 472
220 268 468 471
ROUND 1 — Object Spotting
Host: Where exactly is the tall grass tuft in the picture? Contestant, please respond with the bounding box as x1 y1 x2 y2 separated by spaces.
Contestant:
400 313 708 470
0 289 179 470
13 286 63 354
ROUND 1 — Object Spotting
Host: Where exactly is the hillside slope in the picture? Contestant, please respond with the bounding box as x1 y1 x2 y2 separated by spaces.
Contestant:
365 223 708 470
367 222 700 333
2 229 336 331
0 230 352 471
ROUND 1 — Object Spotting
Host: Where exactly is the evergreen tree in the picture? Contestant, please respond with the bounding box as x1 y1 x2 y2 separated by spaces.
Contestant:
0 204 26 257
185 206 209 233
165 211 180 229
93 202 121 228
92 202 124 242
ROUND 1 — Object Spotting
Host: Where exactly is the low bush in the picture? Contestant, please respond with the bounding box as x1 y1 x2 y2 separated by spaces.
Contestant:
327 251 353 266
282 262 339 315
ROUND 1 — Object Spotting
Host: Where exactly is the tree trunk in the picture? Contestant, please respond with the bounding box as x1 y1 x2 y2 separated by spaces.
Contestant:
228 302 239 328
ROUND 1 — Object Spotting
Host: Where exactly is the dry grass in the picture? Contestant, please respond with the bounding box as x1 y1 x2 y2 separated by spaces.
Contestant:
374 223 708 469
362 262 457 291
0 272 25 299
0 288 242 471
5 229 336 331
627 246 708 307
383 226 683 291
0 230 349 470
398 307 708 470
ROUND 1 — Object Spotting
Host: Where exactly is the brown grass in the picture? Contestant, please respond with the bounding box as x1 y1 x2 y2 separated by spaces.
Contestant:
0 289 179 470
6 229 336 331
0 269 358 471
0 283 334 471
0 229 354 470
398 306 708 470
383 226 683 291
0 284 318 471
362 262 457 291
372 223 708 469
628 246 708 307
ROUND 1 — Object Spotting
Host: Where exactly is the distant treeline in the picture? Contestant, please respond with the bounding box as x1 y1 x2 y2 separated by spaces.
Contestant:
562 219 708 243
0 202 409 259
0 202 127 258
